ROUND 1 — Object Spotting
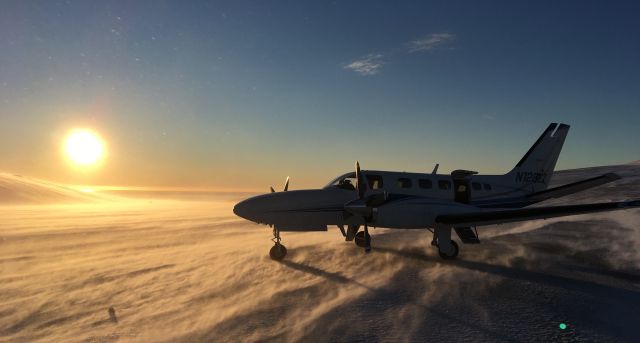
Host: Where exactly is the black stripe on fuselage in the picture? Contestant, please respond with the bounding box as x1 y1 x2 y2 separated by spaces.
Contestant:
268 189 539 215
270 206 344 213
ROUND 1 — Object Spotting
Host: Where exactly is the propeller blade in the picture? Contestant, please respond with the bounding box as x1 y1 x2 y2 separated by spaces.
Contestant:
355 161 365 199
270 186 276 193
283 176 290 192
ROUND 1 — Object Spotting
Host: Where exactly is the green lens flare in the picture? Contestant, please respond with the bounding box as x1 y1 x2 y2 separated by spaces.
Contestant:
559 323 567 330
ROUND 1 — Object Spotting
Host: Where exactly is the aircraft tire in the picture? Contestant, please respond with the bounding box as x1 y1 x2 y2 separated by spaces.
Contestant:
438 240 459 260
269 244 287 261
354 231 371 248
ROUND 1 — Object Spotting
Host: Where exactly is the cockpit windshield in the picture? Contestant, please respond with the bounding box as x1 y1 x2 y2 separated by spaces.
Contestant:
324 172 357 190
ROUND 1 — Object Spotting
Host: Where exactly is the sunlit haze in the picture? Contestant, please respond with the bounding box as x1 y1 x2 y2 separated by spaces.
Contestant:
1 1 639 190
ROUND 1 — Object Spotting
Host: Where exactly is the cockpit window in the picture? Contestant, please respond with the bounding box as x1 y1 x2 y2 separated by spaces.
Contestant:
325 172 356 188
325 172 356 189
324 172 383 190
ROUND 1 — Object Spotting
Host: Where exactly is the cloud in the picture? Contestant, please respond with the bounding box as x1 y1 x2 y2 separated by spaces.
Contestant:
343 32 456 75
344 53 384 76
482 114 495 121
407 33 456 53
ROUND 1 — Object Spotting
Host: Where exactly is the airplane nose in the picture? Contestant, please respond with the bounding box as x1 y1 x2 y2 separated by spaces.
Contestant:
233 194 274 224
233 200 250 220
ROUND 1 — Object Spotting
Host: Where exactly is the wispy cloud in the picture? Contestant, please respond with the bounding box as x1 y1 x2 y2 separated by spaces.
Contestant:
344 32 456 75
407 33 456 53
482 114 496 121
344 53 384 76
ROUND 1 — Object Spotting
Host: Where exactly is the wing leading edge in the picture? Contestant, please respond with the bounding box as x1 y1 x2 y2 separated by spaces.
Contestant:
436 200 640 227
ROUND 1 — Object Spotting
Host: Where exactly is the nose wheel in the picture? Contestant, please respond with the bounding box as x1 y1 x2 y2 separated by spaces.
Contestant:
269 243 287 261
270 227 287 261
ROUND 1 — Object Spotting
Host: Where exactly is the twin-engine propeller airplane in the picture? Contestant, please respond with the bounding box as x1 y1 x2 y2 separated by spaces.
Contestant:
234 123 640 261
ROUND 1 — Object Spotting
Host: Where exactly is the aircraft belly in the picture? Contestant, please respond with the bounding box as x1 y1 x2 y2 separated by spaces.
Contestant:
264 210 341 227
374 202 435 228
374 200 475 229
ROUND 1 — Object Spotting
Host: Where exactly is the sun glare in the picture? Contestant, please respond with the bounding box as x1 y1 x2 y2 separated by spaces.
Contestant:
64 129 105 167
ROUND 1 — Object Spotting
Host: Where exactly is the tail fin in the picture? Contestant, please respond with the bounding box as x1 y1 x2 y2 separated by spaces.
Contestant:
506 123 570 192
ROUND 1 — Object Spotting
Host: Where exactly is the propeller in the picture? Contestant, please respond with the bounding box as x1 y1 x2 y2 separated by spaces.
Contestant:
344 161 387 219
270 176 290 193
343 161 387 252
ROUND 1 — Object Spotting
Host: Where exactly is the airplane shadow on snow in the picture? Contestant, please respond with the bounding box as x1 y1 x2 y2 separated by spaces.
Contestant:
279 243 640 342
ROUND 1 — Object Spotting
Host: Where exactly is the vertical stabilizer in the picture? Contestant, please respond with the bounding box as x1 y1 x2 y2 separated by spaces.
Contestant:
506 123 570 192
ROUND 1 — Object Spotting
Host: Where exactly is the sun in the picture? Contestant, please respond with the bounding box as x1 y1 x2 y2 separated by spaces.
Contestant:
64 129 106 166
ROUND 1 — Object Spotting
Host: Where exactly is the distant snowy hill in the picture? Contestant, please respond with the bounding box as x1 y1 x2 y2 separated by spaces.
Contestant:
0 173 104 204
1 161 638 205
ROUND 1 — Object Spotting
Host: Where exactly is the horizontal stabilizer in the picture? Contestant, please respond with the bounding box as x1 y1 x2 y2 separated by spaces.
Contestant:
527 173 621 202
436 200 640 227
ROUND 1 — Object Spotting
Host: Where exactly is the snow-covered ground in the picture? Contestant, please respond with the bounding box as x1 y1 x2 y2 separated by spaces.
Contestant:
1 164 639 342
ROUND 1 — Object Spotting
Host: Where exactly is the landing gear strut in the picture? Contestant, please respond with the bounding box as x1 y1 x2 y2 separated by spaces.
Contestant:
269 227 287 261
431 226 459 260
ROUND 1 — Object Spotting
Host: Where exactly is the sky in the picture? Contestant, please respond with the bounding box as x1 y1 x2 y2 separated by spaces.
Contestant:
1 1 639 190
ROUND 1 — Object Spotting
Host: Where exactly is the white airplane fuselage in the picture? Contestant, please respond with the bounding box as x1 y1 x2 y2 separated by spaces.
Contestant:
233 123 640 261
233 171 531 230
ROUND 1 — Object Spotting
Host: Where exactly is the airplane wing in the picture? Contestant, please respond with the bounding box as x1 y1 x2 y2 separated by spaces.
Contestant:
436 200 640 227
526 173 621 202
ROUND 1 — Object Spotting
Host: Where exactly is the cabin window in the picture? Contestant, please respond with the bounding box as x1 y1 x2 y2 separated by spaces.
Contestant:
438 180 451 190
483 183 492 191
472 182 482 191
418 179 432 189
397 178 412 188
366 175 384 189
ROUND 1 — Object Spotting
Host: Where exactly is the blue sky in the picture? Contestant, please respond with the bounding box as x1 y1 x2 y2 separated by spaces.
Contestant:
1 1 639 189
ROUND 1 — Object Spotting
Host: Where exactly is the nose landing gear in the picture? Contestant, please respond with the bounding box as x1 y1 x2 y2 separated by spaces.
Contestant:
269 227 287 261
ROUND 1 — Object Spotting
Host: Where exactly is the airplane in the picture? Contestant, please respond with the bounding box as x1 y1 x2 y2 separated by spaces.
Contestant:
233 123 640 261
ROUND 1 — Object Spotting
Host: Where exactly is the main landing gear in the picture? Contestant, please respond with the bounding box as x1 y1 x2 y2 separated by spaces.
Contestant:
437 240 459 259
430 226 459 260
340 224 372 253
269 227 287 261
354 225 372 253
